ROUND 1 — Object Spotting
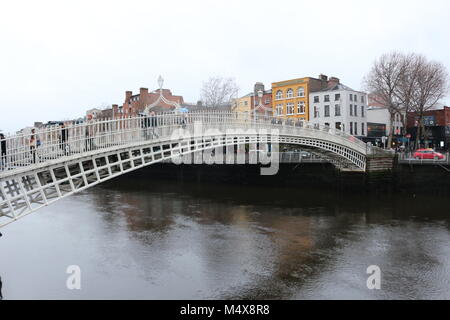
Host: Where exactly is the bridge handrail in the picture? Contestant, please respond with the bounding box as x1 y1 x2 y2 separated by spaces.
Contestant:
0 110 367 175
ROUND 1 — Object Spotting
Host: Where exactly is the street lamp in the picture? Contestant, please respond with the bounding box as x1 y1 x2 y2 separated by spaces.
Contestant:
254 90 263 121
158 75 164 90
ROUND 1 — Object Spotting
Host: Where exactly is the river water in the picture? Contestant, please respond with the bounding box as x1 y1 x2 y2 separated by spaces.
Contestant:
0 175 449 300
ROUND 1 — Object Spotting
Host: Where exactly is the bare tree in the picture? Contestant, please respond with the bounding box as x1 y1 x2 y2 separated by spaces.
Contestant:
409 59 449 148
200 77 239 108
394 54 425 136
364 52 406 148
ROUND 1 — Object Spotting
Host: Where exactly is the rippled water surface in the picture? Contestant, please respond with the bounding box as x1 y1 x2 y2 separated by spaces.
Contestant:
1 178 449 299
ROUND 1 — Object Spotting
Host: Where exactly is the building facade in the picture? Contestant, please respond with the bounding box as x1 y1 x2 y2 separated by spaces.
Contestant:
308 80 368 137
122 87 185 116
233 82 272 117
365 93 405 146
366 107 404 135
406 106 450 150
232 94 252 116
272 76 328 121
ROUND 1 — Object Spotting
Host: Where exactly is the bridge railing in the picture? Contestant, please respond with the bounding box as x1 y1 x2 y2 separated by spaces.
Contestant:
0 111 368 174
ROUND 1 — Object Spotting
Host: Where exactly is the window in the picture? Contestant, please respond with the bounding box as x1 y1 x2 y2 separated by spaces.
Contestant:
286 103 295 115
350 104 353 116
314 106 319 118
350 122 353 135
265 98 270 104
324 123 330 127
354 105 357 117
335 104 341 116
244 101 248 106
354 122 358 135
336 122 342 130
361 123 365 136
361 106 365 117
324 95 330 102
324 105 330 117
297 101 305 114
361 95 365 103
335 94 341 101
350 94 353 101
286 89 294 98
297 87 305 97
276 90 283 100
276 104 283 116
314 96 319 103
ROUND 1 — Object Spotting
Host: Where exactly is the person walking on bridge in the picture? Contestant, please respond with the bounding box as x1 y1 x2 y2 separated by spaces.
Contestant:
29 129 40 164
59 123 69 155
0 133 6 171
141 114 150 140
150 111 158 139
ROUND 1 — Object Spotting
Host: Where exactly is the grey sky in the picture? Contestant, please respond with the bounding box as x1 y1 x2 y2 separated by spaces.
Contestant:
1 0 449 133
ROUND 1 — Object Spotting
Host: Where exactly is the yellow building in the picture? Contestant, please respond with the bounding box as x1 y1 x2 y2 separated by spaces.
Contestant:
232 93 253 118
272 76 327 121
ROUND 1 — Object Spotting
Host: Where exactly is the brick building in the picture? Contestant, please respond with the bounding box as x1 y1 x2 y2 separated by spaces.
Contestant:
406 106 450 150
120 88 185 116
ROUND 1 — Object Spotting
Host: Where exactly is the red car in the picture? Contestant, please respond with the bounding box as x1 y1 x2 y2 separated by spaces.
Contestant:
413 149 445 160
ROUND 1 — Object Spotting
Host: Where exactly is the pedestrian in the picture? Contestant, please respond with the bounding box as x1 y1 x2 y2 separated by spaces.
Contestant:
59 123 68 155
0 275 3 300
181 113 187 129
85 122 94 151
29 128 40 164
141 114 150 140
0 133 6 171
150 111 158 138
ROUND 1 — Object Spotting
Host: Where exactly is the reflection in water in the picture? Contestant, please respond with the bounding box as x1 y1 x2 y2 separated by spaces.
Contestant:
0 177 449 299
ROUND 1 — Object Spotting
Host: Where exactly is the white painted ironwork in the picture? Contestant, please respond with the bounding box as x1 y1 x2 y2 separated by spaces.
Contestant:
142 75 182 114
0 110 373 228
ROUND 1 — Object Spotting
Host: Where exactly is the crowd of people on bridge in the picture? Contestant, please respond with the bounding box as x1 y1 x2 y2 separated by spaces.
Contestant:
0 111 319 172
0 112 167 171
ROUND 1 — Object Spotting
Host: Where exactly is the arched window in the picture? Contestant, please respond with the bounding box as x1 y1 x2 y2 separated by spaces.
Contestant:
287 89 294 98
297 87 305 97
276 90 283 100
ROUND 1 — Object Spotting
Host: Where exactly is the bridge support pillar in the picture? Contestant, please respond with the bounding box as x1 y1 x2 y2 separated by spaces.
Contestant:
365 153 397 189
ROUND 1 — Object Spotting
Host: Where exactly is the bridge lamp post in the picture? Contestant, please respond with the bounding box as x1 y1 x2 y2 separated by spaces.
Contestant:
254 90 263 122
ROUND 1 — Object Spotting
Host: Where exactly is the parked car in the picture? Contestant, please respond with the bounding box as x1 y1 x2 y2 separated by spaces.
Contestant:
413 149 445 160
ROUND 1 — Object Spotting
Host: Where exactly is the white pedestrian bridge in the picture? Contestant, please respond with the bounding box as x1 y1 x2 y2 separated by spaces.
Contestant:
0 111 378 228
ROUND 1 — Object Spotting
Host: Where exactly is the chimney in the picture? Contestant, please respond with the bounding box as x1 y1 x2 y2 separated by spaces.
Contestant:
319 74 328 82
254 82 265 95
125 91 132 102
112 104 118 117
140 87 148 96
328 77 340 88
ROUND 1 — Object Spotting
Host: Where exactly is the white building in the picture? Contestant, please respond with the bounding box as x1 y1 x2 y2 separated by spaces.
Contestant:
86 108 102 119
309 82 368 137
366 107 404 137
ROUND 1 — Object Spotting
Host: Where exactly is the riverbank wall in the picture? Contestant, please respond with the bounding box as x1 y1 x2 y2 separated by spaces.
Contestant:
120 162 450 196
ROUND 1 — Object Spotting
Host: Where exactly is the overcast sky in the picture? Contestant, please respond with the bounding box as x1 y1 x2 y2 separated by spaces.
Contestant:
1 0 449 133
